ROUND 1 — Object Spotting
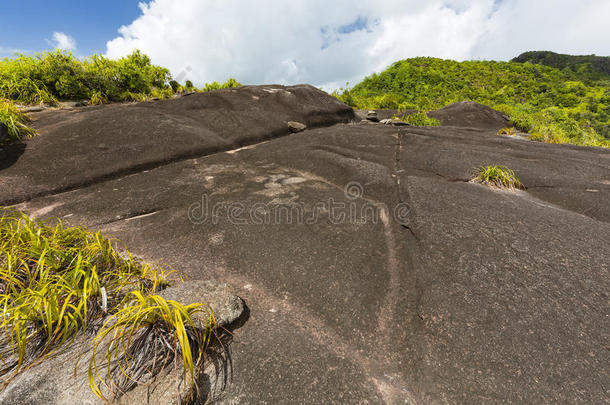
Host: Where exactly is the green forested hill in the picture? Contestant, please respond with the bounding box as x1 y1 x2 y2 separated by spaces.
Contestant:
334 56 610 147
512 51 610 82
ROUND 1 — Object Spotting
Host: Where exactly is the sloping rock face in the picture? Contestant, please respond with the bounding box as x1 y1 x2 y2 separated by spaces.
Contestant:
428 101 510 129
1 92 609 404
0 84 353 205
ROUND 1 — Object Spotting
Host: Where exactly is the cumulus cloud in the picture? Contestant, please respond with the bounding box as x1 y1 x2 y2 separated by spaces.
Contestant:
105 0 610 89
49 32 77 51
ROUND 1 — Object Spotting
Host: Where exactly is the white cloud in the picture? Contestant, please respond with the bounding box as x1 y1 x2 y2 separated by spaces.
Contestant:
105 0 610 90
49 32 77 52
472 0 610 60
0 46 25 58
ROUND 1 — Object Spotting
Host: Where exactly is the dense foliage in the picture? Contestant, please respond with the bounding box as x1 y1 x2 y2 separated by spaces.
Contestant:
334 57 610 147
512 51 610 82
403 111 440 126
0 50 242 143
0 50 173 104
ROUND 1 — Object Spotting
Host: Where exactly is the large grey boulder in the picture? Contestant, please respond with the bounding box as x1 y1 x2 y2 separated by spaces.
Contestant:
0 84 354 206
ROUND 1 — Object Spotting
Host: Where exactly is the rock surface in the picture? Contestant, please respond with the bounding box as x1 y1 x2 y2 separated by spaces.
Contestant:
427 100 510 129
355 109 405 122
0 84 353 205
366 110 379 122
2 89 609 404
159 280 245 327
287 121 307 133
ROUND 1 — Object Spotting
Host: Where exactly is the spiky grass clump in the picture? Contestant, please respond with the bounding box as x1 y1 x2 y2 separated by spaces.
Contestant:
0 209 165 379
404 112 441 126
497 127 516 136
0 210 215 399
89 291 215 401
472 165 523 189
0 99 35 143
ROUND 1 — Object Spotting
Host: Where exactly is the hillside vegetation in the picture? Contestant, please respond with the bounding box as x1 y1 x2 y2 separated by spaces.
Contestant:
0 49 241 105
334 56 610 147
0 50 240 143
512 51 610 82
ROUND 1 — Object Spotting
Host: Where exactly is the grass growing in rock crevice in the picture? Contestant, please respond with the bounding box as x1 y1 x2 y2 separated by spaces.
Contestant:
472 165 523 190
497 127 517 136
0 209 215 400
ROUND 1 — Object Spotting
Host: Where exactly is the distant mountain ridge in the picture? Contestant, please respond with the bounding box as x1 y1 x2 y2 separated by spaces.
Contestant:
512 51 610 81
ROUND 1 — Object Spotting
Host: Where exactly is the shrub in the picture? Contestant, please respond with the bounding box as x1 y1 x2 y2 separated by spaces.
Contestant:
169 80 180 93
404 112 441 126
0 50 172 104
201 78 242 92
472 165 523 189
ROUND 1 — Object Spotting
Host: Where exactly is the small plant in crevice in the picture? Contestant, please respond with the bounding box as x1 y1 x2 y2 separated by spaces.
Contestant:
471 165 523 190
497 127 516 136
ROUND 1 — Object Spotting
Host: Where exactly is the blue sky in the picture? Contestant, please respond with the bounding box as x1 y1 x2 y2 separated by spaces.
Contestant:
0 1 140 56
1 0 609 89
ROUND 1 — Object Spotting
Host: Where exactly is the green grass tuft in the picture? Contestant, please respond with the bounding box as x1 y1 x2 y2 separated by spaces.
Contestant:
0 210 215 399
0 99 36 143
472 165 523 190
497 127 516 136
89 291 215 401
